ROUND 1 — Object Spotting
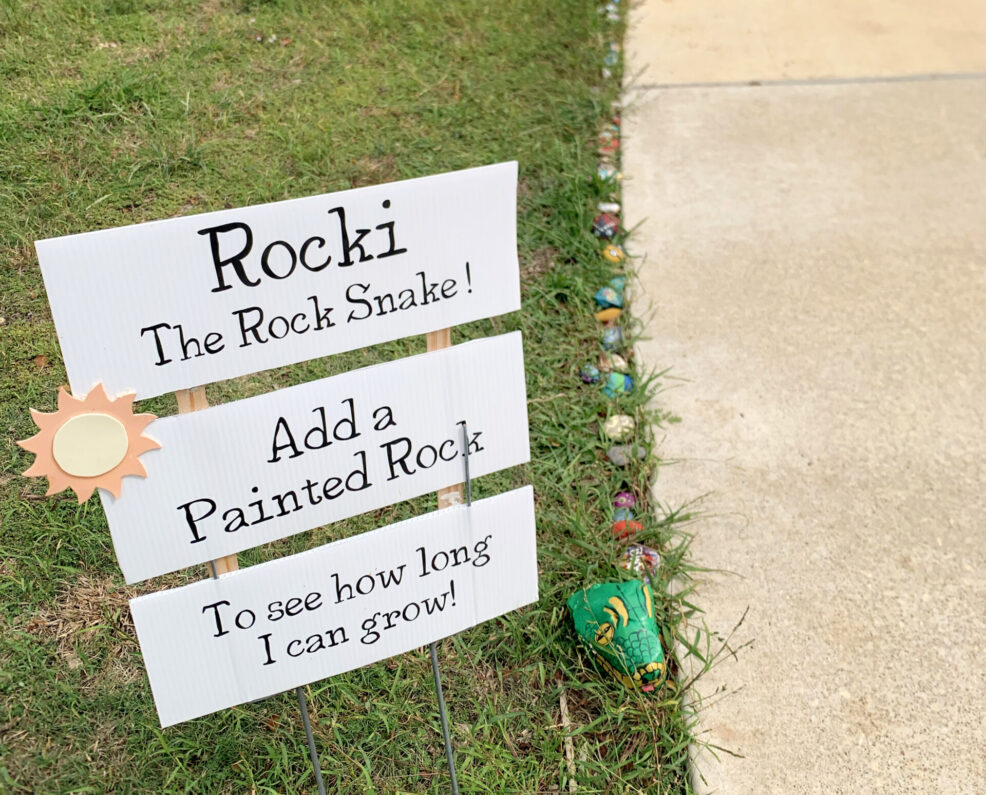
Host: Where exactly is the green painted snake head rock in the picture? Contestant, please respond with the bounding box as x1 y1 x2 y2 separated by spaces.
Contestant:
567 580 666 693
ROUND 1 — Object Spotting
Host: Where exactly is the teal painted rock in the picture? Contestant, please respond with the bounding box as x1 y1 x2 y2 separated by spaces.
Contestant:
594 286 623 309
602 372 633 398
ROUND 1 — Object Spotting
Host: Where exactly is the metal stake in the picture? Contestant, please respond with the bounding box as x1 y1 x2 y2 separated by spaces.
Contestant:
297 687 327 795
426 420 472 794
210 559 325 794
429 642 459 795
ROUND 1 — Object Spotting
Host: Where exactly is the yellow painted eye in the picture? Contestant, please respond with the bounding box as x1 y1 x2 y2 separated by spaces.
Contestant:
595 624 615 645
607 597 629 626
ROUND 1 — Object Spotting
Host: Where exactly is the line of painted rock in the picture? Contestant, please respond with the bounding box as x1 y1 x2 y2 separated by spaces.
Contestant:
569 42 668 698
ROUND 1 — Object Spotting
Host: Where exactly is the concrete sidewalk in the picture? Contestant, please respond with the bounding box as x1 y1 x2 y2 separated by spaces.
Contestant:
623 3 986 792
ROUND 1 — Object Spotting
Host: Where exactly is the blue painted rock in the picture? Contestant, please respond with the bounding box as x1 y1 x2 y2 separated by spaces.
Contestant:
613 507 634 522
609 275 627 292
580 364 601 384
601 326 623 350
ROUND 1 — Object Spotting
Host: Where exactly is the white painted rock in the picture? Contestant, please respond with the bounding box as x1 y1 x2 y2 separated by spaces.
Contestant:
603 414 635 441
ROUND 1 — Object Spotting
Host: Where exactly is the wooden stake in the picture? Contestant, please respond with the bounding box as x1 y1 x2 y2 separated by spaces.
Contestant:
174 386 239 576
426 329 465 510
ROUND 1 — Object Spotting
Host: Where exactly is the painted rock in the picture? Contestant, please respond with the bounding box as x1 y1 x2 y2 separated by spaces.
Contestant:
606 444 647 466
609 275 628 292
601 326 623 350
597 165 622 182
595 307 622 323
613 519 643 539
599 352 629 373
593 213 620 239
602 414 635 441
604 50 619 67
580 364 601 384
602 244 626 264
613 491 636 509
613 507 634 522
602 372 633 398
623 544 662 581
594 286 623 309
567 580 666 693
597 201 621 214
598 139 619 155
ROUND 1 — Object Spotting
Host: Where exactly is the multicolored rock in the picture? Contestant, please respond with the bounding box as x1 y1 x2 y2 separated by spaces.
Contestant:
594 286 622 309
601 326 623 350
567 580 666 693
602 372 633 398
593 213 620 239
597 165 622 182
580 364 602 384
622 544 662 582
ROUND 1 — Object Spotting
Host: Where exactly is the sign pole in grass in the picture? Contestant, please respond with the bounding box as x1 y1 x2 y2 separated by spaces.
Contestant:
428 324 466 795
296 686 327 795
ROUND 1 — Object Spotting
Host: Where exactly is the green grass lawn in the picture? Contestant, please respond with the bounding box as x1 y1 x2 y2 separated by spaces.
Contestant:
0 1 700 791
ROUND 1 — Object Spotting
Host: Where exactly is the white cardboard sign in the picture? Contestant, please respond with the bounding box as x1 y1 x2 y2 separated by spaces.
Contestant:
36 162 519 400
131 486 537 727
103 332 529 584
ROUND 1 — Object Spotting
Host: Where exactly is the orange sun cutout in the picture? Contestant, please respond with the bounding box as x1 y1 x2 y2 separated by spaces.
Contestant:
17 383 160 503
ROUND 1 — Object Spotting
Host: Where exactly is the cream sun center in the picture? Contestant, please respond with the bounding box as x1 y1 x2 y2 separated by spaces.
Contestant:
52 413 129 477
